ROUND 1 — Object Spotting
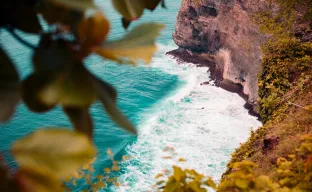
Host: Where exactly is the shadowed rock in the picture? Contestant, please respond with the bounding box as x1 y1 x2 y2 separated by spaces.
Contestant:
171 0 272 114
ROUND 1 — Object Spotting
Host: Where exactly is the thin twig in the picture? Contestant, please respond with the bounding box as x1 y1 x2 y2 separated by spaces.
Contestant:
5 27 36 49
288 102 305 109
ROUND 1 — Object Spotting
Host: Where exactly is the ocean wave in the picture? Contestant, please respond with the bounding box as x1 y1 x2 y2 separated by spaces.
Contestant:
110 43 262 191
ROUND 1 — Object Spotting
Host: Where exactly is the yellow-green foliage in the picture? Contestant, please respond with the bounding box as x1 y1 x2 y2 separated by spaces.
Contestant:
155 166 216 192
258 38 312 122
220 0 312 190
221 126 270 179
161 135 312 192
275 0 312 20
219 135 312 192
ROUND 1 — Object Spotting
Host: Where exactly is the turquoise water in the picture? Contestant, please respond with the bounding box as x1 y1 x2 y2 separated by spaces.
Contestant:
0 1 261 191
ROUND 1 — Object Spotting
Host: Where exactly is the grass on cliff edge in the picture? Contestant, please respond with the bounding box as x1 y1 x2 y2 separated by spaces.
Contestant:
219 0 312 190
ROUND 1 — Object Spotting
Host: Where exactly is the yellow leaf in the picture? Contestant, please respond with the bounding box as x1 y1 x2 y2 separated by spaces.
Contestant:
95 23 165 64
155 173 163 179
104 168 111 173
64 176 71 183
205 178 217 189
86 178 92 185
304 105 312 112
107 149 113 156
89 166 95 172
178 158 186 162
114 182 120 187
12 129 96 179
173 166 186 182
235 179 249 189
188 181 201 192
122 155 132 161
163 146 175 152
164 177 178 191
72 171 81 179
96 175 104 180
78 11 110 47
16 167 63 192
82 163 90 170
162 156 172 159
96 181 106 188
156 180 164 185
112 165 120 171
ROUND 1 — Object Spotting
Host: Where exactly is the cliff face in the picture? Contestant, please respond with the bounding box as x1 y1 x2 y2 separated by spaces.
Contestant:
171 0 269 109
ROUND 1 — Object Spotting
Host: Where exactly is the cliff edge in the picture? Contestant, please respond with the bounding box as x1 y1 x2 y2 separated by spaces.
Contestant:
169 0 270 113
168 0 312 191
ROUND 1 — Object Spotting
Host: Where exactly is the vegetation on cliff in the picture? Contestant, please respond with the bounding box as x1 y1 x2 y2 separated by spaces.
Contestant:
160 0 312 191
1 0 311 191
219 0 312 191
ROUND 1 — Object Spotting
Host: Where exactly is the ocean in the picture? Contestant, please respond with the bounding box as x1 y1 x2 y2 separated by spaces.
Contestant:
0 0 261 191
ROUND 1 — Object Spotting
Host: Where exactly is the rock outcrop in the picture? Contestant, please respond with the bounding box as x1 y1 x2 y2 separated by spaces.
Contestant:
169 0 270 112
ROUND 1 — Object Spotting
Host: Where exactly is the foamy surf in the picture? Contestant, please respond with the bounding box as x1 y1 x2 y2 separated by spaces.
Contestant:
109 44 262 191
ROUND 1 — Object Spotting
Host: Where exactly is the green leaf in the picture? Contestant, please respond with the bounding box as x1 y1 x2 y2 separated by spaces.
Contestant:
95 23 165 64
33 36 73 72
144 0 164 11
59 64 97 107
112 0 166 28
16 167 63 192
21 72 60 113
93 77 137 135
63 106 93 139
112 0 144 21
12 128 96 179
0 48 20 122
47 0 96 11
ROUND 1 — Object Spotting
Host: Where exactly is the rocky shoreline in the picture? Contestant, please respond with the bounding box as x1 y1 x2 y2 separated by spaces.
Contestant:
166 48 260 119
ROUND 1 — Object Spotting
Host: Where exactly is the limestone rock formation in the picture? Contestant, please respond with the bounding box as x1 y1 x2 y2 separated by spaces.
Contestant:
170 0 270 112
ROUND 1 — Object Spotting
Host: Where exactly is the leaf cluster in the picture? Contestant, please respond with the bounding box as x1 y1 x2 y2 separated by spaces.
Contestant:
0 0 166 191
220 135 312 192
258 38 312 122
156 166 216 192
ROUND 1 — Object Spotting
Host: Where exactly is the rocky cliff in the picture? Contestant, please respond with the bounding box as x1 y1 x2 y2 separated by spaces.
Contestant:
169 0 270 112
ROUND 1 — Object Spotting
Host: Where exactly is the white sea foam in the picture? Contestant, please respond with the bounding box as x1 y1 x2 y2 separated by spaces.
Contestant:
109 43 262 191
